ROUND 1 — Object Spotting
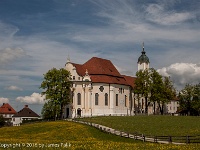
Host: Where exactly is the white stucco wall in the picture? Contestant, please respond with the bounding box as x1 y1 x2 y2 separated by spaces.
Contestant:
12 117 40 126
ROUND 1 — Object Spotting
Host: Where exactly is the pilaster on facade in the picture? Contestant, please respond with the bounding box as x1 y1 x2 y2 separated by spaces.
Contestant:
109 86 114 110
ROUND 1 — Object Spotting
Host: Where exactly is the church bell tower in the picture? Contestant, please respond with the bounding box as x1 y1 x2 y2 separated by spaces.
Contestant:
137 43 150 71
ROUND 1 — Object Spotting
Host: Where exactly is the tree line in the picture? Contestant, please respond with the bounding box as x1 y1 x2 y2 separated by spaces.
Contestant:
134 68 176 115
178 84 200 116
134 68 200 116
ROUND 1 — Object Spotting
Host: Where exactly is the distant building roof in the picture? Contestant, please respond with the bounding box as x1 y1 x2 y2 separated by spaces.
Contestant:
0 103 17 114
12 105 40 118
71 57 136 87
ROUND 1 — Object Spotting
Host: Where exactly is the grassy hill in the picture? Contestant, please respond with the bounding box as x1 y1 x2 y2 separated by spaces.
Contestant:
0 120 199 149
79 115 200 136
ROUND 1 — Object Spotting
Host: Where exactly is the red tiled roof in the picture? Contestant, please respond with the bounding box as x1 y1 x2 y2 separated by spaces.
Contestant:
83 57 121 76
90 75 128 85
71 63 86 76
13 105 40 118
71 57 136 87
122 75 136 88
0 103 17 114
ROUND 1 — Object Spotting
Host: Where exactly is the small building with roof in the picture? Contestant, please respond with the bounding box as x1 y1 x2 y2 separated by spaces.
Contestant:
0 103 17 121
12 105 40 126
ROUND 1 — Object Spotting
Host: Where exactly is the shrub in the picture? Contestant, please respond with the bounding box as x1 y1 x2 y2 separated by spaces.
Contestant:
0 115 5 127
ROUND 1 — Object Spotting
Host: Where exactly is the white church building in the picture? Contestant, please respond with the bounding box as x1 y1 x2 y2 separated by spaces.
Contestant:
64 44 179 118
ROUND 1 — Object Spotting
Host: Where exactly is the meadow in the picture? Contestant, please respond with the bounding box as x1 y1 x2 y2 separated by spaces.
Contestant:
79 115 200 136
0 117 199 149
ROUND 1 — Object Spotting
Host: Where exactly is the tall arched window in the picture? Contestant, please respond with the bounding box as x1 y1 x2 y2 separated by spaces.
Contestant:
105 93 108 106
116 94 118 106
95 93 99 105
77 93 81 105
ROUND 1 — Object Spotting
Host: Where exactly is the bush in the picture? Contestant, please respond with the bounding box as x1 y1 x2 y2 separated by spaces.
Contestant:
0 115 5 127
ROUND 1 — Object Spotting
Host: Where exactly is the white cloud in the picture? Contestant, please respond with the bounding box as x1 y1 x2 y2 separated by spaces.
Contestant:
0 21 19 38
0 47 26 64
16 93 45 104
0 97 9 104
158 63 200 90
5 85 23 91
145 4 195 25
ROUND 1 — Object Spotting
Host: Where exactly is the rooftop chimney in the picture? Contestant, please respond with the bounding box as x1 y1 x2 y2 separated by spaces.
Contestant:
25 105 28 108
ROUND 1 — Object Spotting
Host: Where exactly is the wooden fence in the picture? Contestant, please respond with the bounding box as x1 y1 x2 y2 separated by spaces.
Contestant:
73 120 200 144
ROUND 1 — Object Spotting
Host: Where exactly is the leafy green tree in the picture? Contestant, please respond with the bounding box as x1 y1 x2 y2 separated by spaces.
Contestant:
149 68 164 114
134 68 176 115
41 101 60 120
179 84 195 116
179 83 200 116
134 69 151 114
159 76 176 115
40 68 71 120
193 84 200 115
0 115 5 127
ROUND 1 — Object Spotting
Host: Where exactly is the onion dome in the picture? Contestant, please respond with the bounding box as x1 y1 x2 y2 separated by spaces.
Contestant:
138 43 149 64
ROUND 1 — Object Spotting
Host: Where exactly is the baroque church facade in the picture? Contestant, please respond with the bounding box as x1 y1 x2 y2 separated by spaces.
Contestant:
64 44 179 118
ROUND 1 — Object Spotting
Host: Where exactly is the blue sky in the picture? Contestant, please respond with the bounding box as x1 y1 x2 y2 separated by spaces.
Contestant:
0 0 200 114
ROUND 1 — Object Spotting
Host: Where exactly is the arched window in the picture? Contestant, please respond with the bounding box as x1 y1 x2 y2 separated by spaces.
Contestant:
77 93 81 105
116 94 118 106
95 93 99 105
105 93 108 106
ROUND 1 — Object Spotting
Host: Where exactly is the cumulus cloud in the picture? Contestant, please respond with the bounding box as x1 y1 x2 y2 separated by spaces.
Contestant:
16 93 45 104
158 63 200 89
5 85 23 91
0 97 9 104
0 47 26 64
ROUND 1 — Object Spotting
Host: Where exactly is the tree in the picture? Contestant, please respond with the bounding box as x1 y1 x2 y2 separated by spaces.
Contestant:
158 76 176 115
149 68 164 114
179 84 195 116
41 101 60 120
40 68 71 120
193 84 200 115
134 69 151 114
179 83 200 116
134 68 176 115
0 115 5 127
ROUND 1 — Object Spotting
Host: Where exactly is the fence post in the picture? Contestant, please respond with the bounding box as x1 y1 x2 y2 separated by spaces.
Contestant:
143 134 145 142
186 135 190 144
107 129 110 134
135 133 137 140
154 136 157 143
127 133 129 138
168 136 172 143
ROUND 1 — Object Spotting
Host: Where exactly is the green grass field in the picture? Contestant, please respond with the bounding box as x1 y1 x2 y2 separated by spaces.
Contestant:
79 115 200 136
0 118 199 149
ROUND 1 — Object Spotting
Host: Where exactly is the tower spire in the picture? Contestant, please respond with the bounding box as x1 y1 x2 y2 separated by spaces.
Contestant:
142 42 144 51
67 54 70 63
137 42 150 71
